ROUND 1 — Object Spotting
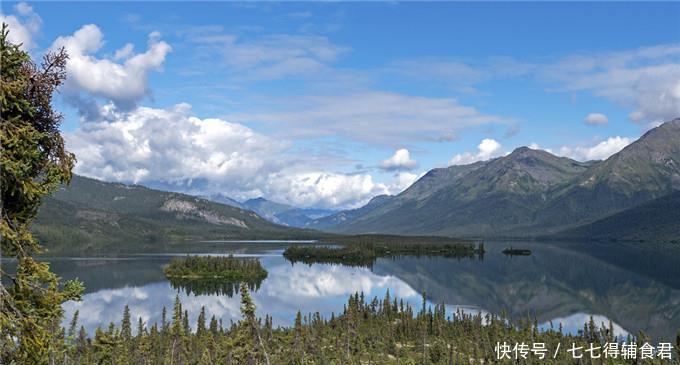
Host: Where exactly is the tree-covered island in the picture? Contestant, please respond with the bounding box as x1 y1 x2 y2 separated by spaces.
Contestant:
283 235 485 267
164 255 268 281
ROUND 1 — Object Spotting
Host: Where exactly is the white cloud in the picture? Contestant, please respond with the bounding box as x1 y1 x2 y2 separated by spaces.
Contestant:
557 136 632 161
584 113 608 125
113 43 134 60
380 149 417 171
185 29 349 80
228 91 511 147
52 24 171 110
449 138 504 165
66 103 412 209
67 103 289 186
262 171 418 209
543 44 680 124
392 172 419 193
385 57 535 94
264 172 389 209
386 44 680 125
0 2 42 50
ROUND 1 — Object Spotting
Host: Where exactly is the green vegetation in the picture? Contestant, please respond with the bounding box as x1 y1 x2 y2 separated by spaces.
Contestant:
284 235 484 267
50 284 680 364
164 255 267 281
31 175 327 255
169 277 263 297
0 26 84 364
550 191 680 243
164 255 267 297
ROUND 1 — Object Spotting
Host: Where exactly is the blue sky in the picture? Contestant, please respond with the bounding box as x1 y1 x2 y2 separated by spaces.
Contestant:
2 1 679 209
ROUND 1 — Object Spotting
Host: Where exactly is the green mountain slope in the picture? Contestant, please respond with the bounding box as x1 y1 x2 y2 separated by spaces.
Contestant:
311 119 680 239
537 119 680 229
312 147 592 236
33 175 318 254
550 191 680 243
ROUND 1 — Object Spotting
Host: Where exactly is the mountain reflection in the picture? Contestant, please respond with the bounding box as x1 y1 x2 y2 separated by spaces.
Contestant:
373 241 680 341
61 256 421 335
16 241 678 342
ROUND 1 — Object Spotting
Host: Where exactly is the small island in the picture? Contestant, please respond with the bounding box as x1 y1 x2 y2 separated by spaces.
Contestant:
164 255 268 281
502 247 532 256
283 235 485 267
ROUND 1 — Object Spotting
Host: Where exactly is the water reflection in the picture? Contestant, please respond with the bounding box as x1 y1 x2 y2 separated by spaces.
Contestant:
168 278 262 297
373 241 680 342
60 256 421 336
3 241 678 342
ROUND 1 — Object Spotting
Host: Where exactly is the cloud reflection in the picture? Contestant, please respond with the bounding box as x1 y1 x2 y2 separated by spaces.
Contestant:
62 257 422 335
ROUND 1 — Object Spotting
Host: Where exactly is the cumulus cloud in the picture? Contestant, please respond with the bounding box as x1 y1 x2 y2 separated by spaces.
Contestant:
66 103 413 209
380 149 418 171
228 92 511 147
557 136 632 161
543 44 680 124
584 113 608 125
0 2 42 50
263 171 402 209
67 102 289 186
449 138 504 165
391 172 419 192
52 24 171 111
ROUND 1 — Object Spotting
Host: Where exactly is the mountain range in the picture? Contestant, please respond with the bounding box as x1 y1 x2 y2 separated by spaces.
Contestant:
34 119 680 250
205 195 336 228
309 118 680 241
33 176 320 254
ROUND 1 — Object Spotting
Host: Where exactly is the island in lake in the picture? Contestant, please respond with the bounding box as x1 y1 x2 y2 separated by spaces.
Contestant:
283 235 485 267
164 255 268 281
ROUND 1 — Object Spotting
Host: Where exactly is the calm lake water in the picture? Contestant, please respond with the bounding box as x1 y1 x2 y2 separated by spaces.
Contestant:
4 240 680 342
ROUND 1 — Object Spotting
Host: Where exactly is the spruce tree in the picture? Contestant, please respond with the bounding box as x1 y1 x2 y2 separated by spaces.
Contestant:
121 305 132 341
0 24 84 364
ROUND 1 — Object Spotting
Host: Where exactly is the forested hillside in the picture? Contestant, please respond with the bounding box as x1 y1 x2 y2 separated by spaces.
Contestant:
33 176 319 254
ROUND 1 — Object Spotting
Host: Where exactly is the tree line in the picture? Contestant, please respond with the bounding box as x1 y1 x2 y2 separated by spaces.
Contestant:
50 283 680 364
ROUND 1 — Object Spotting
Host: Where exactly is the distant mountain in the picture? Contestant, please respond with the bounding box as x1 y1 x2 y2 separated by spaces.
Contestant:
309 194 392 230
33 176 318 254
310 118 680 241
207 197 336 228
204 193 246 210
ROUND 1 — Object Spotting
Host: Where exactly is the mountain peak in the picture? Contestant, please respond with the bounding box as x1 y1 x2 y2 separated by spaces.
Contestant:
506 146 553 160
511 146 534 154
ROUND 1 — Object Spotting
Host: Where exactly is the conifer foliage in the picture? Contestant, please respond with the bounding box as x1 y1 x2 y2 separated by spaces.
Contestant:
51 287 680 364
0 25 83 364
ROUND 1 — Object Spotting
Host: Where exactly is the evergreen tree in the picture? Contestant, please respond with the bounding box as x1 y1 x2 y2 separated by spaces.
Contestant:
0 24 84 364
121 305 132 341
197 307 207 338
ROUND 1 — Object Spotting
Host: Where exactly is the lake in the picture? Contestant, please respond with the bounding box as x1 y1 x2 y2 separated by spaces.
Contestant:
4 240 680 342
